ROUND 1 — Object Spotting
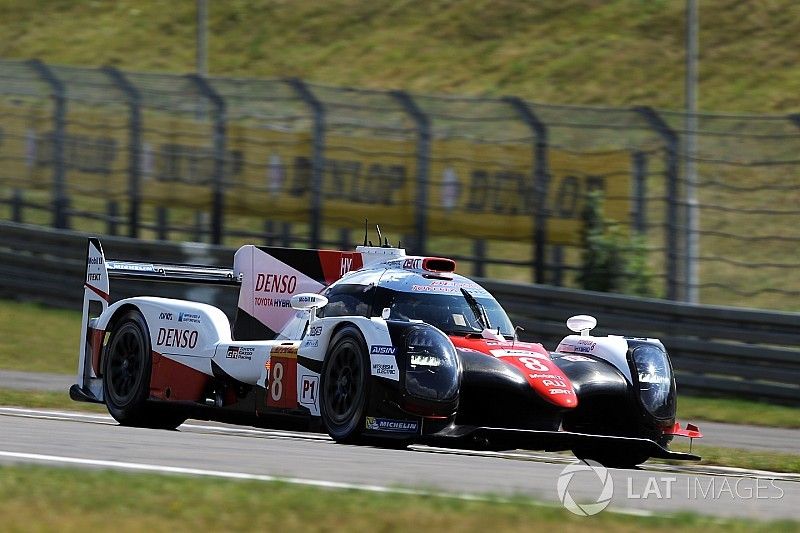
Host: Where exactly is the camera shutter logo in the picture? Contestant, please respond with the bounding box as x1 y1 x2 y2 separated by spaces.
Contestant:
557 460 614 516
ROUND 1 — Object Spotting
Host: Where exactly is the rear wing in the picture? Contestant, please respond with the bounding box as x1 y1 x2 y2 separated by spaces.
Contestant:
105 260 240 286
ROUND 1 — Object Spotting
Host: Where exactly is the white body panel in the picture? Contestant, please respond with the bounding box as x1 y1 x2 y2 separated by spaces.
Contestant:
556 334 634 383
297 316 398 416
96 297 232 359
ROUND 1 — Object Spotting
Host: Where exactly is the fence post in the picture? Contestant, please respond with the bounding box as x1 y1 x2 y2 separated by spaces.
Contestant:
634 106 681 301
156 206 169 241
391 90 430 255
103 66 142 239
11 189 23 223
187 74 226 245
27 59 68 229
107 201 119 236
287 78 325 249
502 97 549 285
472 239 486 278
632 150 648 235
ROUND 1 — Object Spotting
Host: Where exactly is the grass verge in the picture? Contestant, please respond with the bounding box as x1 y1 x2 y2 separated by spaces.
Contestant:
0 465 795 532
678 396 800 430
0 299 79 374
1 1 799 112
0 388 104 413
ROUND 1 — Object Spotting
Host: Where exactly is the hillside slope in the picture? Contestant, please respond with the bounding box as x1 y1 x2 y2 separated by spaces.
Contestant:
0 0 798 112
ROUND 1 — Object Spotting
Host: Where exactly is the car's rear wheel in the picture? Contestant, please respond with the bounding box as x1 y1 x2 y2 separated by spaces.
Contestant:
103 310 186 430
320 326 369 443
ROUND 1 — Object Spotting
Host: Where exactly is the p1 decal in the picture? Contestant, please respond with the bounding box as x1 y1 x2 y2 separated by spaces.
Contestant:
299 374 319 406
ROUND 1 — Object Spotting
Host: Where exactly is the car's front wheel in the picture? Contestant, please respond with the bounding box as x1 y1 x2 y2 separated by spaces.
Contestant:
320 326 370 443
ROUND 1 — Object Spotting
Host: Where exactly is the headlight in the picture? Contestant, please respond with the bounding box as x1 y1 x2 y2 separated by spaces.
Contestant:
405 327 459 401
629 344 675 420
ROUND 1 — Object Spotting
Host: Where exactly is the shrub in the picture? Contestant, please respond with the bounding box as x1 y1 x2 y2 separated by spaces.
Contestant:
577 191 654 297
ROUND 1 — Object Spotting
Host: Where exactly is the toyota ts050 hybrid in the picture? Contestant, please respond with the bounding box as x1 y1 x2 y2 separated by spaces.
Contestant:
71 236 702 468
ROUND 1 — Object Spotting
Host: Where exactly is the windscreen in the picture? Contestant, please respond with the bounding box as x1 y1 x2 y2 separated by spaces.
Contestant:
374 287 515 337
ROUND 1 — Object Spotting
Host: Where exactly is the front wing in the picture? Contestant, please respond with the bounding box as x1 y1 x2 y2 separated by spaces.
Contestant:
429 425 700 461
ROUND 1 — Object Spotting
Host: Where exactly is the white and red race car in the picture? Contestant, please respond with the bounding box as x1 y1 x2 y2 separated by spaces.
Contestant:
71 237 701 467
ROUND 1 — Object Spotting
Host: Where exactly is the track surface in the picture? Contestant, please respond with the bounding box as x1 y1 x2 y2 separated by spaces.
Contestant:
2 370 797 453
0 407 797 520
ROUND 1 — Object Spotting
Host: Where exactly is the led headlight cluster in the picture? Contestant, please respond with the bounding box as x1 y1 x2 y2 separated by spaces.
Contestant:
629 344 676 420
405 327 459 401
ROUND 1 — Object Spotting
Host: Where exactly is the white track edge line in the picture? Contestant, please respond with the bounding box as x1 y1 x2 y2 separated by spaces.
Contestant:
0 449 654 518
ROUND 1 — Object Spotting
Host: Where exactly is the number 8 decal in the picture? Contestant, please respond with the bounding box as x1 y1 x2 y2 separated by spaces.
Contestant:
271 361 284 401
519 356 549 372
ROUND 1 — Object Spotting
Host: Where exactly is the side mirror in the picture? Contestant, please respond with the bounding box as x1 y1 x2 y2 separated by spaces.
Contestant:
566 315 597 336
290 293 328 311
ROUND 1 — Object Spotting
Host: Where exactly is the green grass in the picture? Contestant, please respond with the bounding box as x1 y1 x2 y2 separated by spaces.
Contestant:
0 1 798 112
0 465 795 532
0 388 104 413
678 396 800 430
0 299 79 374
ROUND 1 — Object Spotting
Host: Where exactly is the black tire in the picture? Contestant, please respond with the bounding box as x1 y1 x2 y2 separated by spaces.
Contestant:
320 326 370 443
571 447 650 469
102 310 186 430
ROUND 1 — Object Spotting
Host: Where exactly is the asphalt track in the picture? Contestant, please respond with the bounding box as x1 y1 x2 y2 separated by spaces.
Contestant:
0 407 797 521
2 370 797 454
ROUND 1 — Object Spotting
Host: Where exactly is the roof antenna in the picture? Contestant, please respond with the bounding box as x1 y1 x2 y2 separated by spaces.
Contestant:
375 224 383 247
363 218 368 247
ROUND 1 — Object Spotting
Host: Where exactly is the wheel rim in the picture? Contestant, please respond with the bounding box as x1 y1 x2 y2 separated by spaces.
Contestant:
323 339 364 425
106 323 145 406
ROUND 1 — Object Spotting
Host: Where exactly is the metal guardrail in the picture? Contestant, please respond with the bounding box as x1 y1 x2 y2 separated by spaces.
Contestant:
0 221 797 404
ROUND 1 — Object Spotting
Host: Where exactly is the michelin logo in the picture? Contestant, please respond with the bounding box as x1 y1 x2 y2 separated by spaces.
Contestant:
365 417 418 434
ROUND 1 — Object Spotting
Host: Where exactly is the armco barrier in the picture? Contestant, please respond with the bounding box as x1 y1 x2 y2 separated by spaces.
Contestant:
1 221 798 404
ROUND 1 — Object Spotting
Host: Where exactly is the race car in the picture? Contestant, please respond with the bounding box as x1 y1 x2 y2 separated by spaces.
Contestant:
71 236 702 467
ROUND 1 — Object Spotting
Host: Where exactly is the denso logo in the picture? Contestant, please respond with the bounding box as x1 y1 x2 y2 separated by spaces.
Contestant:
156 328 198 349
255 273 297 293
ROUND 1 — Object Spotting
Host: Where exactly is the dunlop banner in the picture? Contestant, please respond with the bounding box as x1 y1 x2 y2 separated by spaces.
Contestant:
6 105 631 245
427 139 631 244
